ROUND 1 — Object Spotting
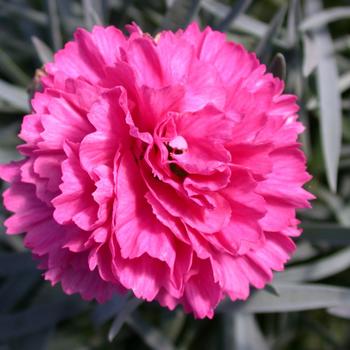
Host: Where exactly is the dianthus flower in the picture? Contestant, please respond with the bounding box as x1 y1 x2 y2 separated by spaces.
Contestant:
0 23 313 318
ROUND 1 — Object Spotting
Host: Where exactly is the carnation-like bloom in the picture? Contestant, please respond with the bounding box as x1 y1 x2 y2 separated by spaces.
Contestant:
0 23 313 318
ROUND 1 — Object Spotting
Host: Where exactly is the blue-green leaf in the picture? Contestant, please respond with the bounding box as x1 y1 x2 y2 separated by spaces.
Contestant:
161 0 202 30
215 0 253 32
302 224 350 246
31 36 54 64
219 283 350 313
306 0 342 192
300 7 350 31
0 299 84 341
231 313 269 350
255 4 287 61
45 0 62 51
0 79 29 112
126 312 176 350
276 247 350 282
108 297 143 342
82 0 104 30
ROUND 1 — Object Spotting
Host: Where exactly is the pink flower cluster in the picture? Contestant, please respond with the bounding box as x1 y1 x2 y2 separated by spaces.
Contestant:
0 23 313 318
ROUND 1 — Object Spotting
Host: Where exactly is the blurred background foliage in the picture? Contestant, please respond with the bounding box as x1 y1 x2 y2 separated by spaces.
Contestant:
0 0 350 349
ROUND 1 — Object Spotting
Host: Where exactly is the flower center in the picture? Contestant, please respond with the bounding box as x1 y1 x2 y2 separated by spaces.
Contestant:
168 136 188 155
166 136 188 179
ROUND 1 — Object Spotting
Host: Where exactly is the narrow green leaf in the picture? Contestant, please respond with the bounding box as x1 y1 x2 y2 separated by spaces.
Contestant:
216 0 253 32
57 0 84 37
202 0 269 38
0 272 41 312
163 310 186 342
300 7 350 32
92 294 129 326
302 224 350 246
0 148 22 163
265 284 280 297
219 283 350 313
311 183 344 219
256 4 287 62
0 253 36 276
287 0 299 46
165 0 175 8
317 62 341 191
334 35 350 52
328 305 350 319
0 299 84 341
339 72 350 94
126 312 176 350
31 37 54 64
0 0 47 25
46 0 62 51
0 79 29 112
108 297 143 342
0 101 18 113
10 330 51 350
0 232 26 252
232 313 269 350
343 118 350 141
0 49 30 86
306 0 342 192
299 104 312 159
302 33 319 77
161 0 202 30
276 247 350 282
290 241 318 262
82 0 104 30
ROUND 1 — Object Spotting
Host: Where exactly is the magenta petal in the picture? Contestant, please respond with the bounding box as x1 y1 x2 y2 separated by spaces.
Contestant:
79 131 117 173
114 151 176 268
143 168 231 234
3 183 50 234
183 259 221 319
90 26 126 66
210 253 250 300
116 254 167 301
0 161 25 182
46 28 106 83
40 97 93 149
52 142 99 230
126 37 164 88
0 23 313 319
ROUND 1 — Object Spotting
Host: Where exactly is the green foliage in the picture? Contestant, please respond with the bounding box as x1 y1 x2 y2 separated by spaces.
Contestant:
0 0 350 349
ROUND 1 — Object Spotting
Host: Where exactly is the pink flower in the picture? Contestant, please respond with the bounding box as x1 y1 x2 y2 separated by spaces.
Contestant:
0 23 313 318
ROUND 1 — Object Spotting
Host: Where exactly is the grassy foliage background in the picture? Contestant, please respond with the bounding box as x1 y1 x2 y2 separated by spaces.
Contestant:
0 0 350 349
